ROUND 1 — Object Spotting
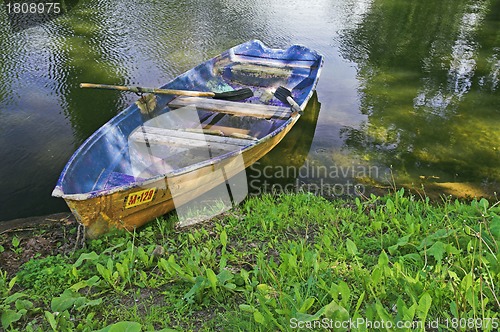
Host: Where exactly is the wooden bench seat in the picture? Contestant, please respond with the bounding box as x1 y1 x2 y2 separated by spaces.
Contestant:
222 63 294 79
129 126 253 151
168 96 292 119
231 54 319 69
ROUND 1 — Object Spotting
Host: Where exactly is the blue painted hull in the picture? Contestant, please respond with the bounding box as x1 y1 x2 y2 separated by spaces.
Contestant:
52 40 323 237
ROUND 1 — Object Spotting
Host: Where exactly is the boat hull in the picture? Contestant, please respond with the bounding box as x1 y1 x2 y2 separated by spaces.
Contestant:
54 40 324 237
65 117 297 238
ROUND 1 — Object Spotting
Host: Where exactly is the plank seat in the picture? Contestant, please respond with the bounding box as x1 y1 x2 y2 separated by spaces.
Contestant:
168 96 292 119
221 63 294 78
129 126 253 151
231 54 319 69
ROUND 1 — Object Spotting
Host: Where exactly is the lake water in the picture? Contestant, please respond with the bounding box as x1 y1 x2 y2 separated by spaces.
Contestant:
1 0 499 222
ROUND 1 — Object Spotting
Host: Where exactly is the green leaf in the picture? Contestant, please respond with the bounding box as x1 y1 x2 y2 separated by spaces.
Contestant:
479 198 489 210
11 236 20 248
239 304 256 313
299 301 327 321
490 215 500 240
378 250 389 267
465 286 477 308
51 289 80 312
110 322 142 332
371 266 382 284
96 321 142 332
396 297 416 322
388 244 398 255
44 311 57 331
450 301 458 317
73 252 100 268
165 255 189 280
7 276 17 291
217 269 234 285
397 234 410 246
338 281 351 307
288 254 297 269
354 291 365 314
461 273 473 290
253 310 266 325
96 263 111 280
70 276 100 291
220 229 228 247
447 270 459 281
322 234 331 248
5 292 26 304
405 303 417 321
219 255 227 269
299 297 315 313
418 229 454 249
256 283 272 296
206 268 218 294
417 292 432 322
323 300 349 322
386 198 395 214
427 241 446 264
101 242 125 255
76 298 103 311
2 309 23 329
15 299 33 311
184 276 205 301
223 283 237 290
445 243 460 256
355 197 361 209
374 301 392 322
295 312 321 322
107 258 114 272
116 259 129 281
346 238 358 257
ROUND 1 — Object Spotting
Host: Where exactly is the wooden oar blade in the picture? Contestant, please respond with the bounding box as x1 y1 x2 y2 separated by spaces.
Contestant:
213 88 253 101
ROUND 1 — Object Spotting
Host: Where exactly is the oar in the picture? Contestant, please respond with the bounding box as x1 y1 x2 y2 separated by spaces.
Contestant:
80 83 253 101
274 86 303 116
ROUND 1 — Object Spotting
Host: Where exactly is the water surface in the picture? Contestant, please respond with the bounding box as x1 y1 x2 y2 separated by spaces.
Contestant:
0 0 499 222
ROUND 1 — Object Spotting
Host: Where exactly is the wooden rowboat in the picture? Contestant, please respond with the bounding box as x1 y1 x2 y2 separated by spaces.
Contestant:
52 40 323 237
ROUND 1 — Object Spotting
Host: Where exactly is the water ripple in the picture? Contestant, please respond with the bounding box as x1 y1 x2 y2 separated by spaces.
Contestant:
1 0 499 221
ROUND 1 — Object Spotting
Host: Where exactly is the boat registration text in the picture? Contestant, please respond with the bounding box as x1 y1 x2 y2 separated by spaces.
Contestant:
125 188 156 209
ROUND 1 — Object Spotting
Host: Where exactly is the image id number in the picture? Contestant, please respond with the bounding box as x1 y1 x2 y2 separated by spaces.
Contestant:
445 317 499 329
6 2 61 15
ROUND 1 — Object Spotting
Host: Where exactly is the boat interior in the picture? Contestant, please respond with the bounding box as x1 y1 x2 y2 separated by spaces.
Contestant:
58 41 322 196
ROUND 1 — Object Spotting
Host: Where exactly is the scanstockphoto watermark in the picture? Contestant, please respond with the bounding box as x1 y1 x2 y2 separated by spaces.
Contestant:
250 161 382 180
248 161 386 196
249 177 364 196
290 317 500 330
290 318 425 330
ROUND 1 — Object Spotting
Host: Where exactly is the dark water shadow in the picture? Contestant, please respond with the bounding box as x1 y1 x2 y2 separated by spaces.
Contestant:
246 92 322 194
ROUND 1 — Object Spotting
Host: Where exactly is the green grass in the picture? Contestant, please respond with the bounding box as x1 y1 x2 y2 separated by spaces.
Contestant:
1 190 500 331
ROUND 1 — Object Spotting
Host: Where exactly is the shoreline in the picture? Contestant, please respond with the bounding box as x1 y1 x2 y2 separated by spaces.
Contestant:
1 180 497 234
0 211 76 235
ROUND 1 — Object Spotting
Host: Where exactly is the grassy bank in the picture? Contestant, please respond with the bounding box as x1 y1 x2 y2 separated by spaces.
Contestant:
1 190 499 331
